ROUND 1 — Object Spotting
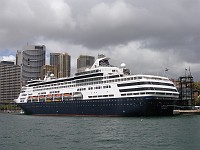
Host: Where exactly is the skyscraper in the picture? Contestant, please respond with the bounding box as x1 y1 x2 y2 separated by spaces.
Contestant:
50 53 71 78
16 45 46 84
0 61 21 103
77 55 95 73
40 65 57 79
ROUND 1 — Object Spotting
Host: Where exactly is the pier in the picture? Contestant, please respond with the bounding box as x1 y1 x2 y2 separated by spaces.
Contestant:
173 108 200 115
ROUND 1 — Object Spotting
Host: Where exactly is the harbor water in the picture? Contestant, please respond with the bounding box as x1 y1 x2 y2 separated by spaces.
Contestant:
0 113 200 150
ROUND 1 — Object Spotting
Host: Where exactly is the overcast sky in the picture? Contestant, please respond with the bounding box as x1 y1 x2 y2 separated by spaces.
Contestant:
0 0 199 80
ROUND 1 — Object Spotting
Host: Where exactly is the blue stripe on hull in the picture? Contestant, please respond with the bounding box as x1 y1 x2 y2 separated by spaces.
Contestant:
17 96 178 116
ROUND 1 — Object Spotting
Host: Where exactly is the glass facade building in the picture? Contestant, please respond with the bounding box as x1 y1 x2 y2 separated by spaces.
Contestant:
16 45 46 84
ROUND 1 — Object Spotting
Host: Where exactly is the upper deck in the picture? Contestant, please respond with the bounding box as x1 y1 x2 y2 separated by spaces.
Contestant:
16 55 179 104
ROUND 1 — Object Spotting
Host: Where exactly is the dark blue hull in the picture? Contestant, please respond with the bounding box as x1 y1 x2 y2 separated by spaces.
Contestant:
17 96 179 116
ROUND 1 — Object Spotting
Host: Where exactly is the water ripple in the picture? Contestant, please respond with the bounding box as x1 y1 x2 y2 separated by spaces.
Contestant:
0 114 200 150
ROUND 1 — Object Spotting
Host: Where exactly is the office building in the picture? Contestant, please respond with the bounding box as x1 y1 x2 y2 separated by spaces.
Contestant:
0 61 21 103
77 55 95 73
41 65 57 79
50 53 71 78
16 45 45 84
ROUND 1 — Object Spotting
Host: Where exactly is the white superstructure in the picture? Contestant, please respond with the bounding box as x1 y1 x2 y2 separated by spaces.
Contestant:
16 56 179 104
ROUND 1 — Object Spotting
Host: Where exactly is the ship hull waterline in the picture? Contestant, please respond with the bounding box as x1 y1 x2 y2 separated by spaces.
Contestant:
16 96 180 116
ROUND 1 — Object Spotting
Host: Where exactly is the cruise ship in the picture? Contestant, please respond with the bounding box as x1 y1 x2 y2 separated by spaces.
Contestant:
15 56 180 116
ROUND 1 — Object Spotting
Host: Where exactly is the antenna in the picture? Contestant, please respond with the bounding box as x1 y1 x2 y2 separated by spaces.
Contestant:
189 66 192 77
185 68 187 77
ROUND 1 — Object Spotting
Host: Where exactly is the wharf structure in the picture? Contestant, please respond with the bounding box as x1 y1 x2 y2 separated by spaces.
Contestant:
178 76 194 106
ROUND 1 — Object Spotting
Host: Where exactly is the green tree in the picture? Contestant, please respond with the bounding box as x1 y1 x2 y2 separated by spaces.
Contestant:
193 82 200 105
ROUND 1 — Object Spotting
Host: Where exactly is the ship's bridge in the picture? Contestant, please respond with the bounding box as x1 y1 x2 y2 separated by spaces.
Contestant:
90 56 128 76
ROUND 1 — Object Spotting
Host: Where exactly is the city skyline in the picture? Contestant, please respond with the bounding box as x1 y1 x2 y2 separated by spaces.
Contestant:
0 45 198 80
0 0 199 80
1 45 98 78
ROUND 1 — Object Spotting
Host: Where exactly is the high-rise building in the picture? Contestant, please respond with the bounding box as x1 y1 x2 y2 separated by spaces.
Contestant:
50 53 71 78
50 53 60 69
77 55 95 73
16 45 46 84
40 65 57 79
0 61 21 103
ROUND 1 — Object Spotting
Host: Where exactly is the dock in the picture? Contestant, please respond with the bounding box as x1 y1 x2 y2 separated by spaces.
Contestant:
173 109 200 115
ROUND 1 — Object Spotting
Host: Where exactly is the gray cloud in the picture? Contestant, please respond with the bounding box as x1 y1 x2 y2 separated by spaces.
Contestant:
0 0 199 80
